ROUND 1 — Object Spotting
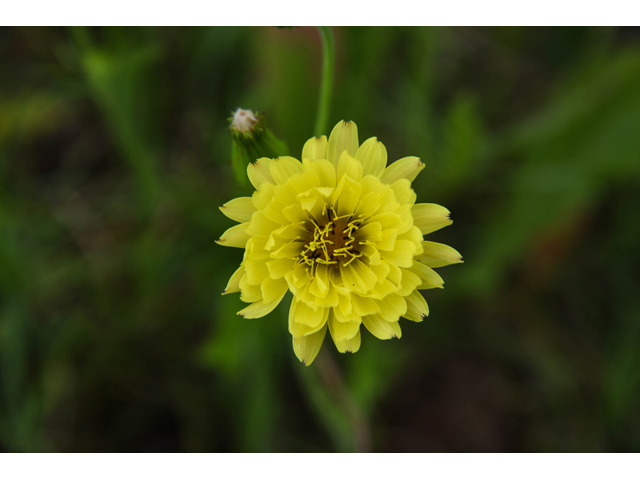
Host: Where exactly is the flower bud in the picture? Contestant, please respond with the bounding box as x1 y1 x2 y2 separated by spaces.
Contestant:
229 108 289 185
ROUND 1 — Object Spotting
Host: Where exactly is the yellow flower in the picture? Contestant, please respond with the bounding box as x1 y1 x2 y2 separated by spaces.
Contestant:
218 120 461 365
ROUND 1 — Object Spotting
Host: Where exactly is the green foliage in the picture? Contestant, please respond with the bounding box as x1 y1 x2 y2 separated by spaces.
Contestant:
1 26 640 452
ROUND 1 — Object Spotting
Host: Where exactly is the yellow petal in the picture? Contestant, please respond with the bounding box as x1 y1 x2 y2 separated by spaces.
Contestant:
289 301 328 336
239 274 262 302
222 264 245 295
270 238 304 259
302 135 328 161
396 204 414 235
216 223 250 248
337 151 363 182
362 314 402 340
260 276 289 304
404 290 429 322
380 239 416 268
244 257 269 285
376 293 407 321
308 264 330 298
390 179 416 205
302 158 336 187
328 313 361 343
327 120 359 166
419 241 463 268
269 156 304 184
333 175 362 217
371 211 401 230
251 182 275 210
380 156 424 184
245 211 281 238
355 137 387 178
340 259 378 294
293 324 327 366
238 290 287 319
247 158 275 190
398 268 422 296
312 282 339 310
356 221 382 242
291 300 327 328
266 258 295 279
353 191 382 217
220 197 256 223
332 325 361 354
333 305 360 323
376 228 398 251
282 203 309 223
352 295 380 316
412 203 452 235
409 262 444 289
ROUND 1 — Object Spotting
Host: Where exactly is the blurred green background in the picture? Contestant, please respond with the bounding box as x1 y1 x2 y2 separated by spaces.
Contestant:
1 26 640 452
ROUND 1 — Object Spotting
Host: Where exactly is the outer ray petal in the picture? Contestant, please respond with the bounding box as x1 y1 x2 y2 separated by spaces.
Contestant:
404 290 429 322
328 313 361 343
302 135 328 161
410 262 445 289
419 241 464 268
293 324 327 366
380 156 424 184
220 197 256 223
222 264 245 295
332 326 361 354
247 158 275 189
217 223 250 248
327 120 359 166
355 137 387 178
412 203 453 235
238 290 287 319
363 314 402 340
376 293 407 322
269 156 304 184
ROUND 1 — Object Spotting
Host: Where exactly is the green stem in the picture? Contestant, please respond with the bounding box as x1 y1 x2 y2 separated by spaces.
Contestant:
314 27 335 137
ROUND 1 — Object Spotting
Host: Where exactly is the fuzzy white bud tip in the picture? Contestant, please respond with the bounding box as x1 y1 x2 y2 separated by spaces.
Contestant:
232 108 259 133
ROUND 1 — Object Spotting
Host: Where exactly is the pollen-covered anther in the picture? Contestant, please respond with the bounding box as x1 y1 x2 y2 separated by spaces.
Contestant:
299 209 362 268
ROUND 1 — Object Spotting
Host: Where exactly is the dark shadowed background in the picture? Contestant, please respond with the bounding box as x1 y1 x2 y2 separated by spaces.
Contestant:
1 26 640 452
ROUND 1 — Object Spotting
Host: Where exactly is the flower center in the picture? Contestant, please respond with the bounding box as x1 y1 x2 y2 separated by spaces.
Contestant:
300 206 363 267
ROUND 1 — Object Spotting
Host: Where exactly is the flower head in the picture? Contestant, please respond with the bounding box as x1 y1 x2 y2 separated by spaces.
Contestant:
218 120 461 365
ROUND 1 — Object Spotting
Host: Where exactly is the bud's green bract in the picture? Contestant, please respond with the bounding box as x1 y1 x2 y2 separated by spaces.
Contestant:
229 108 289 185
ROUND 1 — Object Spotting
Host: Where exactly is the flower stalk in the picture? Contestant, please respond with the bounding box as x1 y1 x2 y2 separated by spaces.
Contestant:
314 27 335 137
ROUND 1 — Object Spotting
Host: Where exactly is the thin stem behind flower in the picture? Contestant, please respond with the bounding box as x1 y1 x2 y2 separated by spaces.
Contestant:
314 26 335 137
